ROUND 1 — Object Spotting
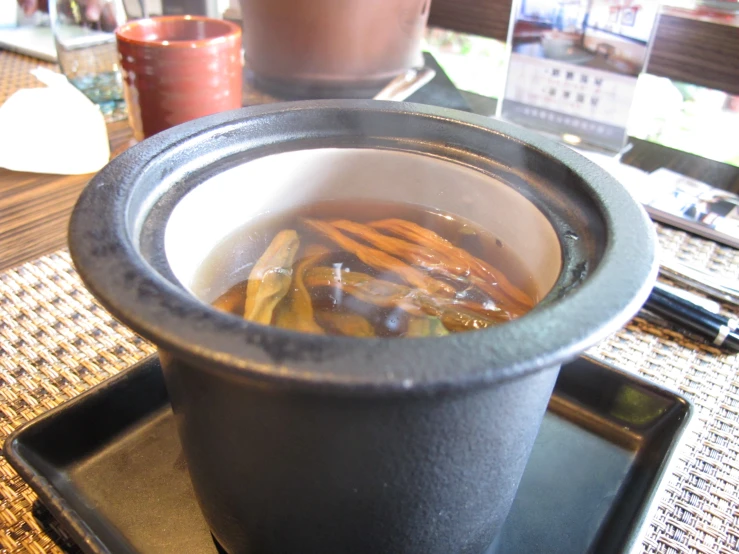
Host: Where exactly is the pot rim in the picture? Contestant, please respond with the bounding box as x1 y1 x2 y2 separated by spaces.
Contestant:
68 101 657 394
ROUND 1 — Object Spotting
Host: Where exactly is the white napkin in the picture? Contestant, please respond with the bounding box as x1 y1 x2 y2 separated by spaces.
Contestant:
0 68 110 175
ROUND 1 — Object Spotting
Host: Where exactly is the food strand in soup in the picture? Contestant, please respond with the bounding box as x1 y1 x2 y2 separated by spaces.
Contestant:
369 218 534 310
273 244 330 334
303 218 456 297
207 202 538 338
243 229 300 325
302 266 512 330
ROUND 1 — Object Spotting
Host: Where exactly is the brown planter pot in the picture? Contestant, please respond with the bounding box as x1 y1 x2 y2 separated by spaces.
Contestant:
239 0 431 98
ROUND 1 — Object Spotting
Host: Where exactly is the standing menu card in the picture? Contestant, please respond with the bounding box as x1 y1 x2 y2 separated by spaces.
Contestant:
499 0 661 153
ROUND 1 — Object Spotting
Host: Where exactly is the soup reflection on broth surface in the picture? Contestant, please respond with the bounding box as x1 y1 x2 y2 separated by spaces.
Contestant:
194 200 540 338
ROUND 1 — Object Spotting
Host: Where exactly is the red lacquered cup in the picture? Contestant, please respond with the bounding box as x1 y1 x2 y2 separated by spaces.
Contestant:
116 16 243 141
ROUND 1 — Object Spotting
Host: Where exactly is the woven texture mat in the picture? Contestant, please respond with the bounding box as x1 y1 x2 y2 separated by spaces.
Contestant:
0 51 56 106
0 223 737 554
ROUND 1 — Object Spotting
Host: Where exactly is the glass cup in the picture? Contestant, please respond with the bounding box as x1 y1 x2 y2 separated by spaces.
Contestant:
48 0 129 121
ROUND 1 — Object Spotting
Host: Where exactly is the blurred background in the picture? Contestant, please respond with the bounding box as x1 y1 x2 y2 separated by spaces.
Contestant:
420 1 739 168
5 0 738 167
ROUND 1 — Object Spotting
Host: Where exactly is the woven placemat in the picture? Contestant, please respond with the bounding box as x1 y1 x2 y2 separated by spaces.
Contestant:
0 48 127 123
0 51 56 106
587 226 739 554
0 252 156 554
0 224 737 554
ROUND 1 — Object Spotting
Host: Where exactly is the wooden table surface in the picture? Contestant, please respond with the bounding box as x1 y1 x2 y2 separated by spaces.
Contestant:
0 120 133 272
1 49 738 274
0 51 132 272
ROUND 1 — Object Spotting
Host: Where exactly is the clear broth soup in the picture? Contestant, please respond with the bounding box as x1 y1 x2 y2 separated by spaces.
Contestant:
193 200 539 338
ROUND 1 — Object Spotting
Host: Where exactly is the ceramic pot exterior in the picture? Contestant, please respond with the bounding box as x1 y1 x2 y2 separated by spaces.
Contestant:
68 101 657 554
160 350 559 554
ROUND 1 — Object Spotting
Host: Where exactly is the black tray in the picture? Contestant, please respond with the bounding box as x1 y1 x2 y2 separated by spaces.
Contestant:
5 355 691 554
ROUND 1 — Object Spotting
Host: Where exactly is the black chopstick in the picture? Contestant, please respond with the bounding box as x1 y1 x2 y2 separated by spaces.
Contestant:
645 283 739 352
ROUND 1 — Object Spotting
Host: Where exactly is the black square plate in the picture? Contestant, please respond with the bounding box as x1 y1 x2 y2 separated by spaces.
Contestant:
5 355 691 554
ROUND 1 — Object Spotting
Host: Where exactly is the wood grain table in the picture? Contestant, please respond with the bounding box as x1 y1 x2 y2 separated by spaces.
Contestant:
0 51 133 272
0 120 133 272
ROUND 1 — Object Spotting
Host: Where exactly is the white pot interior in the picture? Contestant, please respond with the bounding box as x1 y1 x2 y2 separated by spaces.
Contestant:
164 147 563 302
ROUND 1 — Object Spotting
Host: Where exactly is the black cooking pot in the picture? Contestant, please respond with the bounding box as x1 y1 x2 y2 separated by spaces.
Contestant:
68 101 656 554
